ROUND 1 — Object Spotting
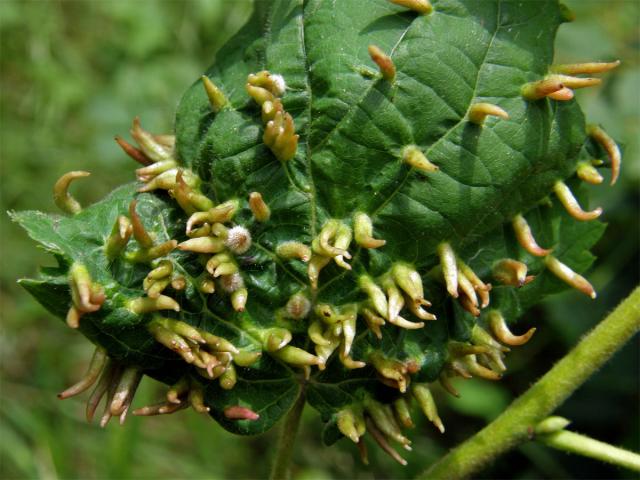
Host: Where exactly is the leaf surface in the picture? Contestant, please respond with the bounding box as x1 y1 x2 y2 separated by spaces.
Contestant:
15 0 608 437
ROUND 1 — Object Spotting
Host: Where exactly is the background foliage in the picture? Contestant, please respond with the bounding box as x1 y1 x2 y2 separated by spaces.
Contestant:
1 1 638 478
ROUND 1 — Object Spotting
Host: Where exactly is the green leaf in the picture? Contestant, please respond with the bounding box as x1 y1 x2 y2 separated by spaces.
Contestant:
205 358 300 435
14 0 612 442
11 184 299 434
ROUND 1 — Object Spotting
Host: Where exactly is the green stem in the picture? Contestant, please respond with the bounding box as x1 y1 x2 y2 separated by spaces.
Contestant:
419 286 640 480
539 430 640 472
270 389 306 480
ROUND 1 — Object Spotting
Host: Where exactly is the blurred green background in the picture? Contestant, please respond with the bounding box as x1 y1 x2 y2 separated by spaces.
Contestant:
1 1 638 478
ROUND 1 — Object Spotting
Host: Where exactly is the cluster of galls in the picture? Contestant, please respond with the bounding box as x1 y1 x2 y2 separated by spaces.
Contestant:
334 312 536 465
56 322 261 427
54 67 319 424
49 0 622 465
131 316 262 422
56 115 266 425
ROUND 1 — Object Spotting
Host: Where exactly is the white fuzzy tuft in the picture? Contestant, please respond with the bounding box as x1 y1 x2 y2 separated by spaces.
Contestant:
270 74 287 96
225 226 252 254
286 294 311 320
219 272 244 293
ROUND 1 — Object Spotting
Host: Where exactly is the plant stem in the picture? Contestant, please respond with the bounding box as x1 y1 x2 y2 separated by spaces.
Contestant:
419 286 640 480
539 430 640 472
270 389 306 480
